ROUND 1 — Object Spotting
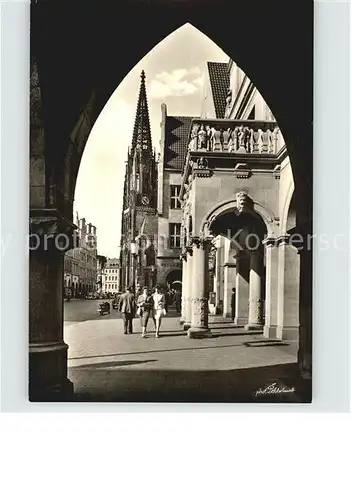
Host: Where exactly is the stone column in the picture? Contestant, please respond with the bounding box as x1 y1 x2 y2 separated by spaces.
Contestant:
263 237 279 338
245 249 264 330
29 215 75 401
180 253 188 325
298 242 312 378
214 245 221 313
188 237 212 338
223 263 236 318
234 252 250 325
183 248 193 330
276 235 300 340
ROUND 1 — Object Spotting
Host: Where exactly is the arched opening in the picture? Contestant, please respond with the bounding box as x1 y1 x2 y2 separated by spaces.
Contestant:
208 204 267 327
29 3 312 401
166 270 183 291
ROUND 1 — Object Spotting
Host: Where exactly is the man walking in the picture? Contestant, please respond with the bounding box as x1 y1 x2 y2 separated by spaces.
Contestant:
119 286 136 335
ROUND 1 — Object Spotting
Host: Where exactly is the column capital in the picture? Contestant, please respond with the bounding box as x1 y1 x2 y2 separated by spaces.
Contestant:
185 245 193 256
262 235 278 247
190 235 213 250
276 233 290 246
180 251 187 262
29 209 78 253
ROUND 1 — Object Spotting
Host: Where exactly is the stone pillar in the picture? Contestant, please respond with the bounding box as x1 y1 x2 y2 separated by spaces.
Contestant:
263 237 279 338
183 248 193 330
245 249 264 330
214 245 221 312
298 242 312 378
276 235 300 340
180 254 187 325
188 237 212 338
223 264 236 318
29 215 75 401
234 252 250 325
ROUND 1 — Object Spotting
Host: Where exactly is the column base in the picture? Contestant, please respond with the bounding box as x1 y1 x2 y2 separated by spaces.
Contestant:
234 317 248 326
29 340 74 402
244 323 264 331
183 322 191 331
276 325 299 341
263 325 277 338
188 327 212 339
29 378 74 402
223 312 233 319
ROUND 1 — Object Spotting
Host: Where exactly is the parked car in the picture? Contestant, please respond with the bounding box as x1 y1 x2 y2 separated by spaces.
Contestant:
98 301 110 315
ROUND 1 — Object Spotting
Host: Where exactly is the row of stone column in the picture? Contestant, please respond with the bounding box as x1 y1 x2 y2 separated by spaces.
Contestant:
229 236 300 339
180 234 300 339
180 237 265 337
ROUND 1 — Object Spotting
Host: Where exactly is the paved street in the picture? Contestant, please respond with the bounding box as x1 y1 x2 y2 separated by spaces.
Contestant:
64 298 119 324
64 300 309 403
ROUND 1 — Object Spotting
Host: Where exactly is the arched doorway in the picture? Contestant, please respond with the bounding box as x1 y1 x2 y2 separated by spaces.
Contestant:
208 204 268 329
166 270 182 291
29 2 312 400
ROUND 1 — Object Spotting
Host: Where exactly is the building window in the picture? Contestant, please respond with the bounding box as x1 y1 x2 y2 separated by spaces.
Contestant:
169 223 181 248
170 185 181 209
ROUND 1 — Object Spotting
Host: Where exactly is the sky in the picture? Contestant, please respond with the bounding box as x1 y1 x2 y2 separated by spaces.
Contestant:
74 23 229 258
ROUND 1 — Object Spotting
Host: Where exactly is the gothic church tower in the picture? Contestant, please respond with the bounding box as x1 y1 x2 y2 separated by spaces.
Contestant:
120 71 158 290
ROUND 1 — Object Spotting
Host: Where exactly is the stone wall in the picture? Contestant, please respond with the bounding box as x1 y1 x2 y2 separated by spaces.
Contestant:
192 170 280 235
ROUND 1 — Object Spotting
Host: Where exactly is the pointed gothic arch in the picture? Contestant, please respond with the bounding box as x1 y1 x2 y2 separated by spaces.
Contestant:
29 1 313 400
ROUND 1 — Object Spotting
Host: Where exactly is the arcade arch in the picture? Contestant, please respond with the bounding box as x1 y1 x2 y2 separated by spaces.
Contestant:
29 3 312 400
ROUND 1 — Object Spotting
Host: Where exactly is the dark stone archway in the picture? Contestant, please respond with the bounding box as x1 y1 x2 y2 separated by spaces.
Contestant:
29 0 313 400
166 270 183 291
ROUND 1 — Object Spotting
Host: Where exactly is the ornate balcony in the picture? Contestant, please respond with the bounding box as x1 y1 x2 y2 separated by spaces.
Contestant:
180 119 286 195
187 118 282 157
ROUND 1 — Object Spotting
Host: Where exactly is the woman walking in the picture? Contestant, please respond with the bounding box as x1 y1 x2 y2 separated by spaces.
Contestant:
152 285 166 338
136 287 154 338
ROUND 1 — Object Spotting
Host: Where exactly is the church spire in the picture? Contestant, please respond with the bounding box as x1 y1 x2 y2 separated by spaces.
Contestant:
131 70 152 155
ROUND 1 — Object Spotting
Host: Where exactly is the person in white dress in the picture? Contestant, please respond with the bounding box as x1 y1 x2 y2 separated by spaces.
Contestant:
152 285 166 338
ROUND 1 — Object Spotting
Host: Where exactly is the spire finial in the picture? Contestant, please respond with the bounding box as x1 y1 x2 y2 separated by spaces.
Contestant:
130 69 152 153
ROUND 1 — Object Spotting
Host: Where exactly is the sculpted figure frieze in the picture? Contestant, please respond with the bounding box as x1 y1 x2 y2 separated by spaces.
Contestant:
188 121 279 155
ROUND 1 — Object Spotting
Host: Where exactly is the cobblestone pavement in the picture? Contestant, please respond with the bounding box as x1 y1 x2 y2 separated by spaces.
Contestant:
63 302 309 403
65 316 297 371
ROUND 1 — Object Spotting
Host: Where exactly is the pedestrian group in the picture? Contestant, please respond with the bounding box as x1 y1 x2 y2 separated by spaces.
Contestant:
118 285 175 338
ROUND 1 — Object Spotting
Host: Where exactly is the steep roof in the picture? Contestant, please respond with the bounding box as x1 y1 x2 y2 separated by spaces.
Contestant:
164 115 195 170
131 70 153 155
207 62 230 118
106 258 120 268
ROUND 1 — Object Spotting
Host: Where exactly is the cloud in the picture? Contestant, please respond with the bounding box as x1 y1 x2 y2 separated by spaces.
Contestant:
149 67 204 99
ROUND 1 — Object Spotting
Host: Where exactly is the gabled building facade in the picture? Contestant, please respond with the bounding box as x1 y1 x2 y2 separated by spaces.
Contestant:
64 215 97 297
102 257 121 294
